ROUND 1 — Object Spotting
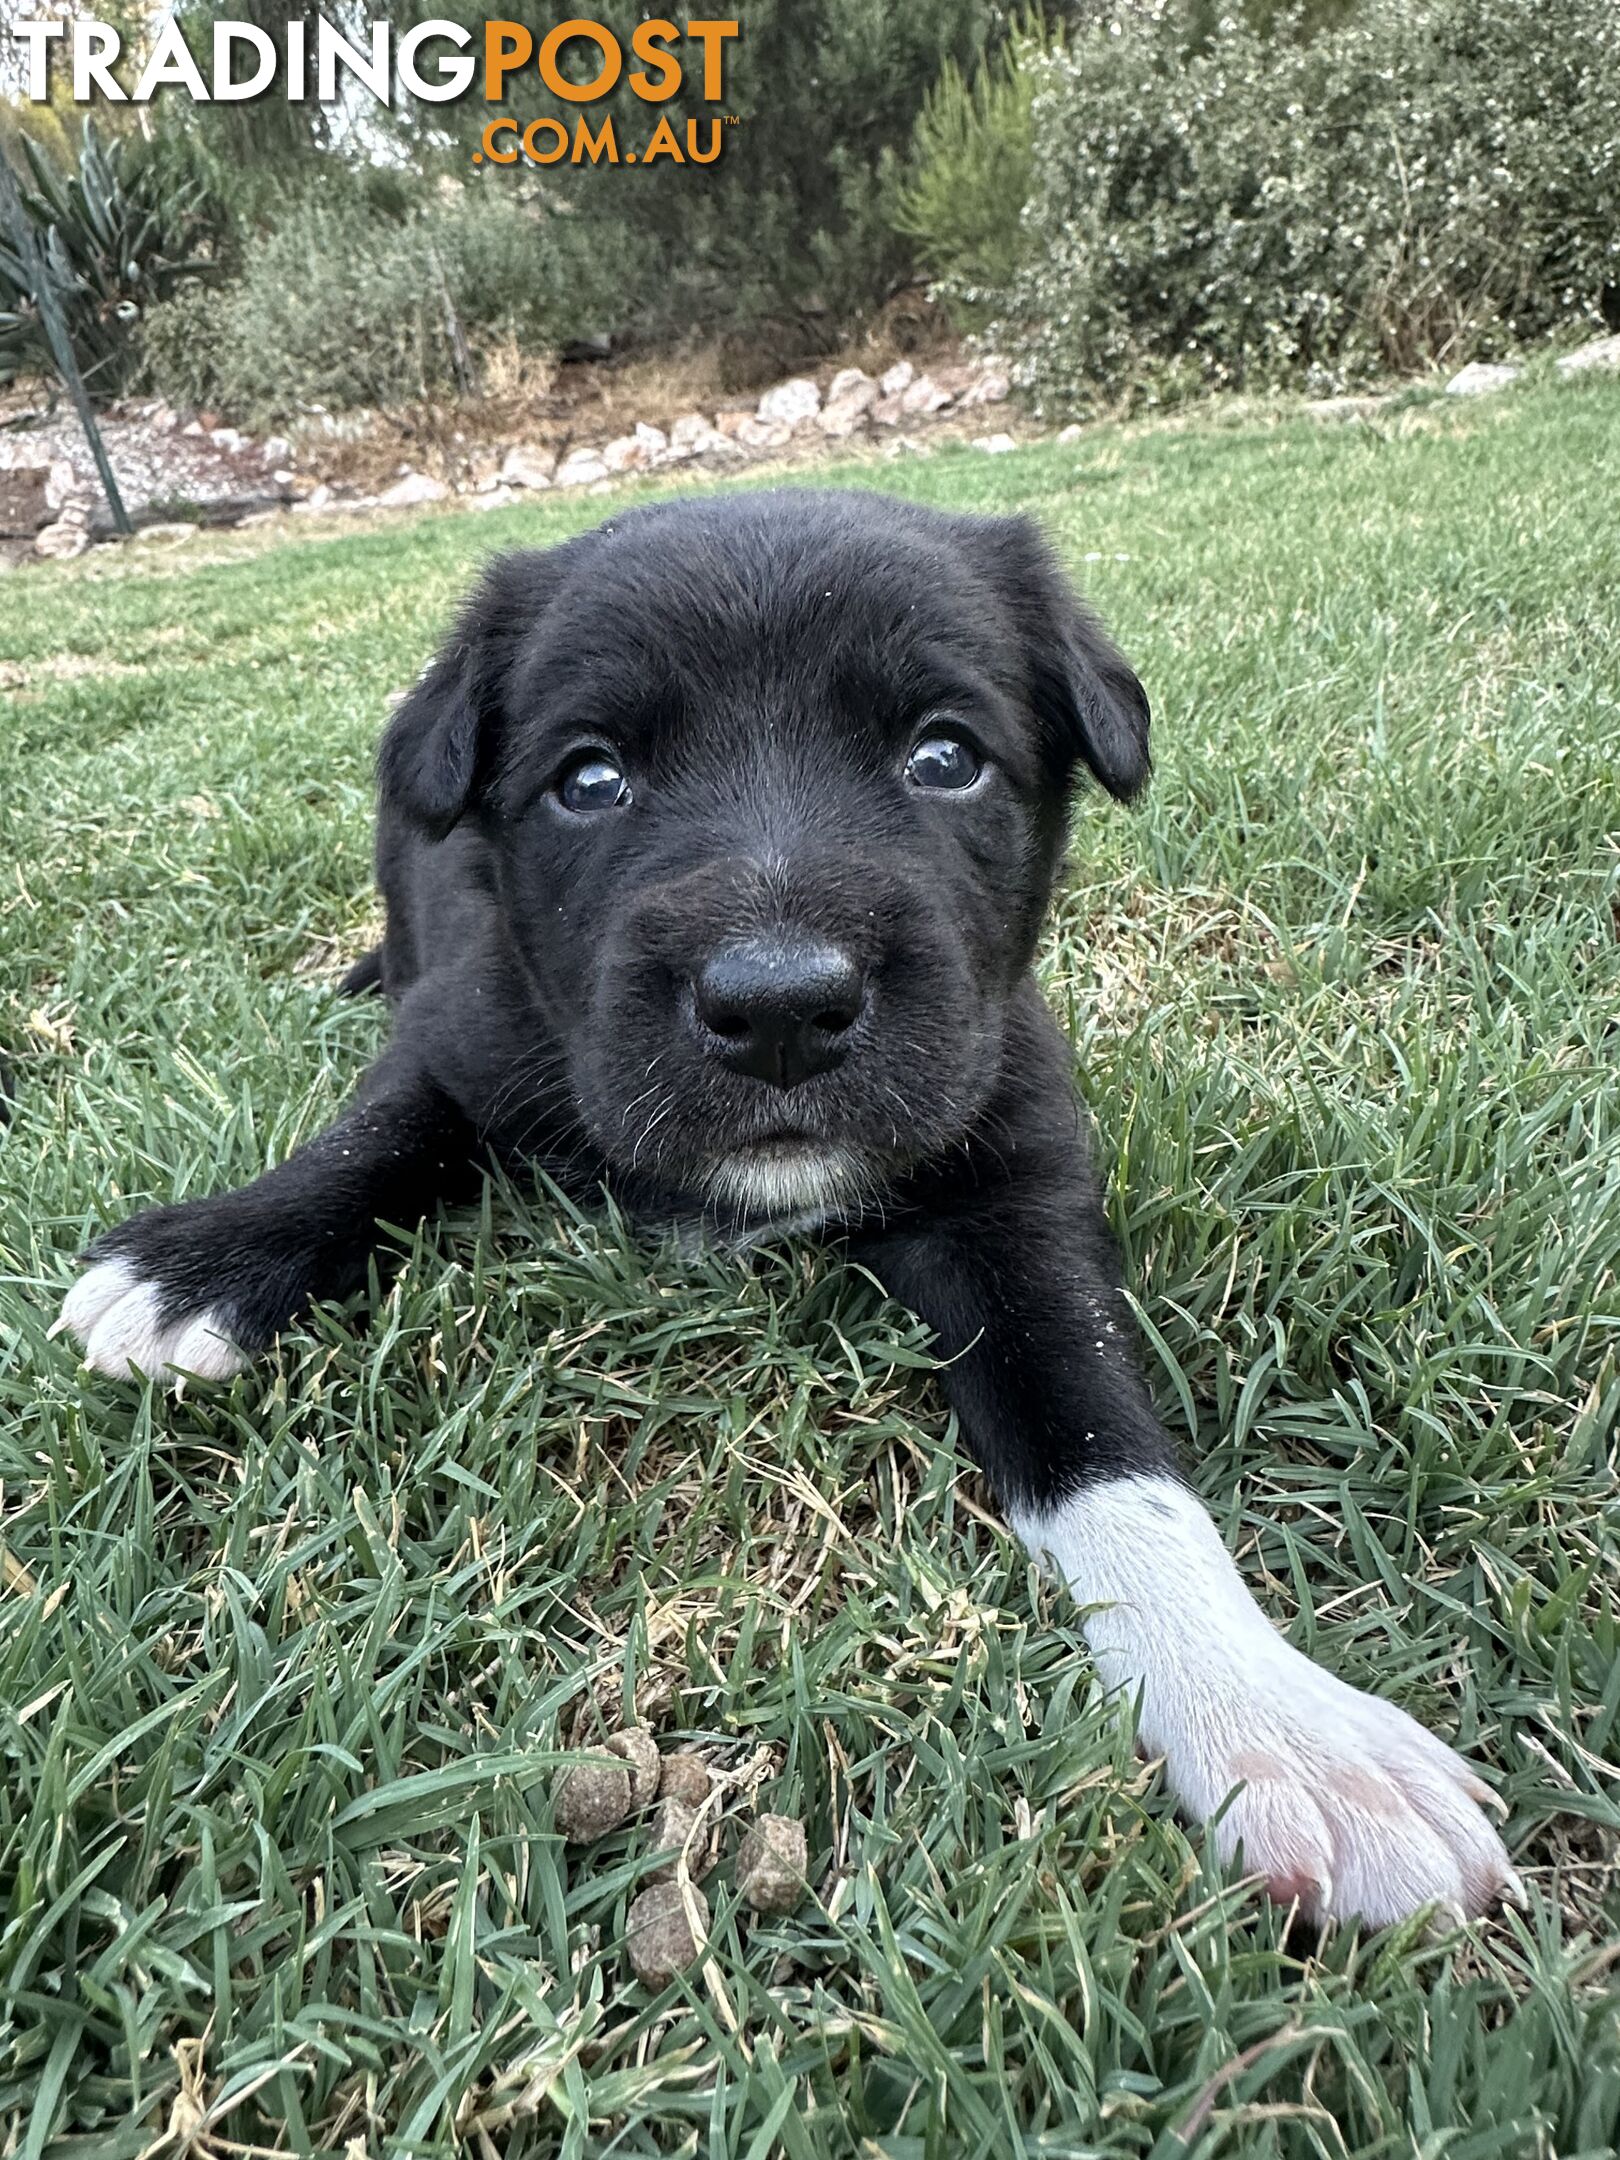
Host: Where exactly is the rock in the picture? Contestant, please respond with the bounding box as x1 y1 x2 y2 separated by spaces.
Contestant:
377 471 448 508
668 411 734 456
597 426 681 475
826 366 876 405
900 374 952 417
181 420 206 438
870 393 907 428
35 516 89 560
733 416 792 452
626 1881 710 1986
469 484 518 511
933 362 979 397
135 521 199 544
500 444 557 490
600 433 650 474
1055 423 1084 444
735 1814 808 1913
971 432 1017 455
552 1752 633 1842
713 408 756 438
271 469 296 488
956 366 1011 408
295 483 334 514
658 1752 712 1807
818 368 878 436
0 466 51 537
757 376 821 429
878 360 915 397
261 434 294 465
606 1727 662 1805
1556 333 1620 376
209 426 248 454
645 1796 703 1884
148 402 179 433
555 451 611 488
1445 361 1521 397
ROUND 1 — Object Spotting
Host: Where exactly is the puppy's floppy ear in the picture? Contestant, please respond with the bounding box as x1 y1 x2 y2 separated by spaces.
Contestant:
378 545 571 837
965 513 1152 802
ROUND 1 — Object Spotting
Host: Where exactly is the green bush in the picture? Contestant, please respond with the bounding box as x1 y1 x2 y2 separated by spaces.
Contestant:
892 9 1053 312
145 4 1044 374
991 0 1620 413
355 0 1004 352
140 185 626 421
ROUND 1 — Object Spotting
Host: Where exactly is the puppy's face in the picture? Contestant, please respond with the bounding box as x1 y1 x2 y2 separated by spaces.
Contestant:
382 491 1148 1223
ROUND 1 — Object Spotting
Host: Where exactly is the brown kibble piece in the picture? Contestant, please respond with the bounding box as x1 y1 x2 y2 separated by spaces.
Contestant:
645 1796 702 1884
552 1754 633 1843
735 1814 808 1913
626 1881 710 1985
606 1727 661 1805
657 1751 712 1807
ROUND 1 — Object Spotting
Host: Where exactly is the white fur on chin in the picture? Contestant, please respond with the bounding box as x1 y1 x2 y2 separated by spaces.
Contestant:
705 1141 864 1225
1012 1475 1523 1928
53 1257 248 1383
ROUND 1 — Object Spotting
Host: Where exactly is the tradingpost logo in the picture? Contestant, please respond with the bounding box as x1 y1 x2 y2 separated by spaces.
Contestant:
8 15 743 169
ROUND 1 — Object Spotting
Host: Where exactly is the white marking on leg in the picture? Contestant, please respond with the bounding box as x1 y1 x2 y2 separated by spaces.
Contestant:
1012 1475 1522 1928
54 1257 250 1383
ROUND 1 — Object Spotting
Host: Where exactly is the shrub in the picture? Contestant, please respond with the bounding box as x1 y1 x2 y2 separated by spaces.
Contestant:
140 184 629 422
892 9 1053 313
365 0 1004 350
0 122 223 399
991 0 1620 413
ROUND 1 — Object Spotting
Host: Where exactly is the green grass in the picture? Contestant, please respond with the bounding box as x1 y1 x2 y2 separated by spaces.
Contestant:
1 381 1617 2157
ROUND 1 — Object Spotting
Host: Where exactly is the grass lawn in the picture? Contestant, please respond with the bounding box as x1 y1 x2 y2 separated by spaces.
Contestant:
1 380 1617 2157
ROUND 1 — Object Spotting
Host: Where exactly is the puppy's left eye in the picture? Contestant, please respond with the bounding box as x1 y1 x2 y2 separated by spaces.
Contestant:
558 754 632 814
906 732 982 791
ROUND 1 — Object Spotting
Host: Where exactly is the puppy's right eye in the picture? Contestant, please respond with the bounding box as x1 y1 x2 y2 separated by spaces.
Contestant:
557 754 632 814
906 732 982 792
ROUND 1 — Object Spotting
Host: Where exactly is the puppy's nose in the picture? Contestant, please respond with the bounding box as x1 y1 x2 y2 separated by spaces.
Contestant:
693 939 866 1088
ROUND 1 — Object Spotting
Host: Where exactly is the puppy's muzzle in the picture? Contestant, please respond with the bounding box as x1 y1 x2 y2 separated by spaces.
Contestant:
691 936 867 1090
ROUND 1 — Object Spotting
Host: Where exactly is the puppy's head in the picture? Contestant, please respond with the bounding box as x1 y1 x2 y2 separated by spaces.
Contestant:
381 490 1148 1224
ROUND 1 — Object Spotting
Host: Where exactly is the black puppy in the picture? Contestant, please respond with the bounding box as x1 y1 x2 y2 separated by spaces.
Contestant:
60 488 1517 1928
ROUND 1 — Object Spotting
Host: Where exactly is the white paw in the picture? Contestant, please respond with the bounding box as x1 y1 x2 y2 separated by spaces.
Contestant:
1016 1475 1522 1929
1160 1629 1521 1927
52 1257 249 1383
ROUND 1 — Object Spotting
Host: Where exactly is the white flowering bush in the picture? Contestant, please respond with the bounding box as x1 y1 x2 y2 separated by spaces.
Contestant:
988 0 1620 411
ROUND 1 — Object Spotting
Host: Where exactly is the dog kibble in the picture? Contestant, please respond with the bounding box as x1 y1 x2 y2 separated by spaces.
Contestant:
657 1751 712 1807
626 1881 710 1985
552 1754 633 1842
735 1814 808 1913
646 1796 702 1883
606 1727 661 1805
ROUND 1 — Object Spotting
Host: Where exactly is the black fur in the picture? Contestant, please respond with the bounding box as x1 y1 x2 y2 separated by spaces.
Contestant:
73 489 1177 1510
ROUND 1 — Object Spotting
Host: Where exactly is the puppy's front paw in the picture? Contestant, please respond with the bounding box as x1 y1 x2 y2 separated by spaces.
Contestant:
1165 1641 1522 1929
52 1199 302 1383
56 1253 249 1382
1016 1477 1522 1932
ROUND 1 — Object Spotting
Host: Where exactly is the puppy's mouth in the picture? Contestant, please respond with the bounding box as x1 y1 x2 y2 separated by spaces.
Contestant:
702 1135 869 1223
